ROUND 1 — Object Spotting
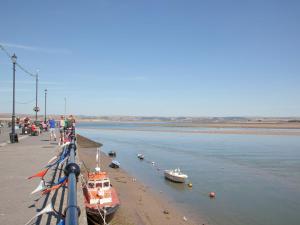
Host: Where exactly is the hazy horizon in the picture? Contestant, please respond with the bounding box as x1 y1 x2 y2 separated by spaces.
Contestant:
1 111 300 120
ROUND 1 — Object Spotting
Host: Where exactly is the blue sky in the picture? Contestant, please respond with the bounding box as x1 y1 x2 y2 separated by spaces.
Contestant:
0 0 300 117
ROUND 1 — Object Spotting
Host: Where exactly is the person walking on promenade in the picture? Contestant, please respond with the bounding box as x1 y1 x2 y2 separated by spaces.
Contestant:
48 117 56 141
69 115 76 128
66 115 76 130
59 116 66 145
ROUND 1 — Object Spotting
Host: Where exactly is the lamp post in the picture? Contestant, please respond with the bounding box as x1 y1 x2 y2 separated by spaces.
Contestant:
35 73 38 122
44 89 47 123
10 53 18 143
64 97 66 118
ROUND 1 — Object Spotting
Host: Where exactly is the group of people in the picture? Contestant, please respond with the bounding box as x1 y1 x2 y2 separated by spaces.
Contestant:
48 115 76 145
19 117 47 135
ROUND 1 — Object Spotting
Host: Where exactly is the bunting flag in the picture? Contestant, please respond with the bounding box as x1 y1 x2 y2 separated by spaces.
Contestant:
28 168 49 179
26 140 70 225
44 142 70 167
31 180 46 195
46 149 70 168
24 203 54 225
42 179 67 195
60 142 70 149
46 158 62 168
57 219 65 225
63 147 71 157
58 157 68 166
53 176 67 186
47 155 58 164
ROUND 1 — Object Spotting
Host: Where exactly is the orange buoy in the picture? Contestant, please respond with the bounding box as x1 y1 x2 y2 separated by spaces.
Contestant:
209 192 216 198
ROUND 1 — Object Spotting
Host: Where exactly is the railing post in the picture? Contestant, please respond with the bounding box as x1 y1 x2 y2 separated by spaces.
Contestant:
64 130 80 225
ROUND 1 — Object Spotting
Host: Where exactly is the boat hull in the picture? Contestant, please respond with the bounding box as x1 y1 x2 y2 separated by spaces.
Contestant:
108 152 116 157
109 163 119 168
83 176 120 224
109 160 120 168
86 205 119 225
164 171 187 183
137 154 144 160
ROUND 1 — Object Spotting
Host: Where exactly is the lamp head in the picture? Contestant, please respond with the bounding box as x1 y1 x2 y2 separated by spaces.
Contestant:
11 54 17 63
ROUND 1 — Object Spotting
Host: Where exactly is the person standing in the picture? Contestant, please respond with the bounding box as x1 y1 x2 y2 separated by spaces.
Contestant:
69 115 76 128
48 117 56 141
59 116 65 145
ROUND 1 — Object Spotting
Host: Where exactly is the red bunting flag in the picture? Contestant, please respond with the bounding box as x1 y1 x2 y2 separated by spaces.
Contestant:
42 180 67 195
27 168 49 179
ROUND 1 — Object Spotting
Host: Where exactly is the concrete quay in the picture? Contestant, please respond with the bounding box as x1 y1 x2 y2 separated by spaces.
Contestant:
0 131 87 225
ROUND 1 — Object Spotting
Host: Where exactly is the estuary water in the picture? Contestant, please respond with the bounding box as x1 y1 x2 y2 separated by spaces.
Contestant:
77 122 300 225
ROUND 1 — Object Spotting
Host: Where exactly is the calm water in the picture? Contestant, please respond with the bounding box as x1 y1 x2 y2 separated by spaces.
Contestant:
77 122 300 225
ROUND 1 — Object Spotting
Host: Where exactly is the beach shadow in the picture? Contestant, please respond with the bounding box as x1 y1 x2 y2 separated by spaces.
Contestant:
45 160 67 225
28 204 35 208
34 197 42 202
34 163 60 225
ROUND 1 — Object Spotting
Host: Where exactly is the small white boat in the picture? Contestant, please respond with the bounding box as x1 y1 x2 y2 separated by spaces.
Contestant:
164 168 188 183
137 154 144 160
110 160 120 168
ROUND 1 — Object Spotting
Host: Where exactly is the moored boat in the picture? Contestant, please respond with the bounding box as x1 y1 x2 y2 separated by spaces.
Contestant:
109 160 120 168
137 153 144 160
108 151 116 157
82 148 120 224
164 168 188 183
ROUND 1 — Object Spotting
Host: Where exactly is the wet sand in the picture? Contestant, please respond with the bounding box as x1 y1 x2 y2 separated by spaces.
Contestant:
77 135 202 225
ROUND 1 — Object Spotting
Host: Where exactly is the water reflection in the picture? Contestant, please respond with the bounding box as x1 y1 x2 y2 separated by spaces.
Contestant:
163 178 189 192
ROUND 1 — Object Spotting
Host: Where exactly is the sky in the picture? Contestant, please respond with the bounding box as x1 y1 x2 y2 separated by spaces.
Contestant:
0 0 300 117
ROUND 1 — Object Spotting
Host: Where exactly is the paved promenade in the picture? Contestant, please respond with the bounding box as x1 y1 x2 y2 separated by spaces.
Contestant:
0 126 10 143
0 131 86 225
0 126 22 146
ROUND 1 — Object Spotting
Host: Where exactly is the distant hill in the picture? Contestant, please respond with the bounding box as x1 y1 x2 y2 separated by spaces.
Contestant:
1 112 300 124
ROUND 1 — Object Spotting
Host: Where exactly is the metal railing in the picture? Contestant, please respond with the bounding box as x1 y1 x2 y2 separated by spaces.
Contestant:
64 129 81 225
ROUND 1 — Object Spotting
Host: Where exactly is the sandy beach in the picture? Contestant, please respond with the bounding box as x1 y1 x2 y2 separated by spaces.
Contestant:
77 135 203 225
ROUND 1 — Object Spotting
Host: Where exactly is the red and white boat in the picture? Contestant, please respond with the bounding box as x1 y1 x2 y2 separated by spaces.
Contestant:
82 148 120 224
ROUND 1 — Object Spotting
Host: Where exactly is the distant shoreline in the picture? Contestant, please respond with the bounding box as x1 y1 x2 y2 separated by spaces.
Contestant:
75 119 300 130
2 114 300 134
78 126 300 136
76 121 300 136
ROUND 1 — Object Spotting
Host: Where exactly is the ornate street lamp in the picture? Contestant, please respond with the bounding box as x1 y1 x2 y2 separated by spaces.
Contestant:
44 89 47 123
34 72 39 122
10 54 18 143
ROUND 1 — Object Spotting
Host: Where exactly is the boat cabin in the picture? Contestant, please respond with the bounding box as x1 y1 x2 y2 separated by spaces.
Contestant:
86 172 112 205
87 178 111 190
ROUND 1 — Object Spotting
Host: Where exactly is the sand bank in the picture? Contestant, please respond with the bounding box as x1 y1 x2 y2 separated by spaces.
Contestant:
77 135 203 225
79 126 300 136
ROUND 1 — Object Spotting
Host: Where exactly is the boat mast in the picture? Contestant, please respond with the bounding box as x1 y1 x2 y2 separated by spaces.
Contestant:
95 147 101 172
